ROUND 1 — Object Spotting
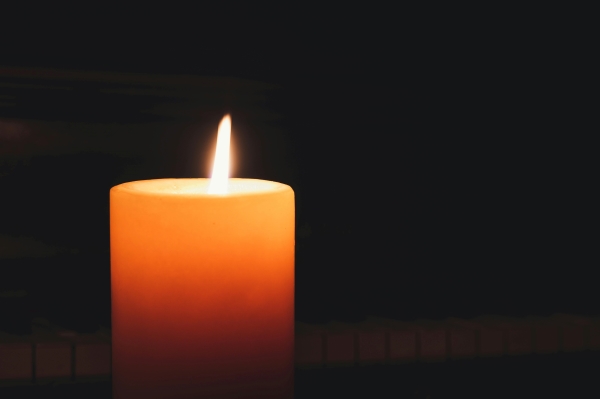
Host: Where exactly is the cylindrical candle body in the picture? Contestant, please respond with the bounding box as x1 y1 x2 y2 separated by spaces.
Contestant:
110 179 294 399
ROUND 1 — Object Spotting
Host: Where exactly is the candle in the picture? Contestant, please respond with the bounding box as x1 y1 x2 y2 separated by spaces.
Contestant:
110 116 294 399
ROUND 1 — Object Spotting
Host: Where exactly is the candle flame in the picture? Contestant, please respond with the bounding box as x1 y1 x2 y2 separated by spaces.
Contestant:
208 114 231 194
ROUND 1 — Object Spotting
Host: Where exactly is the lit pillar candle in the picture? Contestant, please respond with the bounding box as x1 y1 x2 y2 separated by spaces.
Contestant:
110 116 294 399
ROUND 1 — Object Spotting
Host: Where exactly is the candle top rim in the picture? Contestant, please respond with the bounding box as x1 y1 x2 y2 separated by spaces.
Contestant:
111 178 291 197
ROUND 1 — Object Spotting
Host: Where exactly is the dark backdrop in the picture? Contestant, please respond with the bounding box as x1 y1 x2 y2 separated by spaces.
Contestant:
0 9 593 334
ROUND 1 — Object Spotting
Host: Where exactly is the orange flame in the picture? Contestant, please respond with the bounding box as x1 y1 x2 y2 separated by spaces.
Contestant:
208 115 231 194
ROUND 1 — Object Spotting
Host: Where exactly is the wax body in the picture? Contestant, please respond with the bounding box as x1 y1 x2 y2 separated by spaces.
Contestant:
110 179 294 399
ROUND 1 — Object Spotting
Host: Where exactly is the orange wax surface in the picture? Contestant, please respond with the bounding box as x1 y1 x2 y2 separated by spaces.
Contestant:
110 178 294 399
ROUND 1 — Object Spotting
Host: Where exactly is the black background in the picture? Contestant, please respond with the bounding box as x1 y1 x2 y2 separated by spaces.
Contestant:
0 7 593 335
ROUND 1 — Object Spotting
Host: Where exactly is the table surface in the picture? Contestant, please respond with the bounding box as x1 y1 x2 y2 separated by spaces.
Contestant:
1 351 597 398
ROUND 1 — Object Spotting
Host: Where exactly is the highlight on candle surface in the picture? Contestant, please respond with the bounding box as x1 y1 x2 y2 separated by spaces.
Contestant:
208 114 231 194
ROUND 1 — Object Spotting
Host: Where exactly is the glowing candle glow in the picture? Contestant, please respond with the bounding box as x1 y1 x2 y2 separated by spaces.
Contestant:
110 115 294 399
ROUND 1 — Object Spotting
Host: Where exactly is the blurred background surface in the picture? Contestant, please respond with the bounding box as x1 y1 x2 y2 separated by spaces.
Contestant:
0 5 592 335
